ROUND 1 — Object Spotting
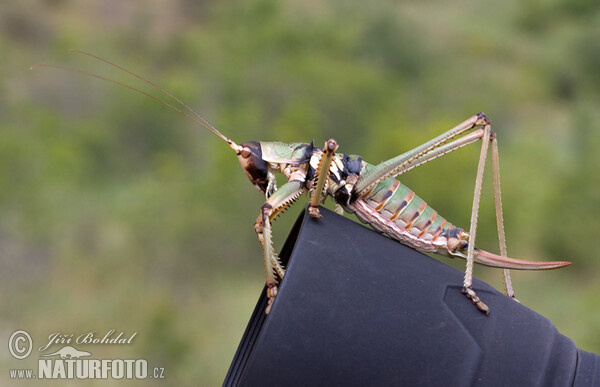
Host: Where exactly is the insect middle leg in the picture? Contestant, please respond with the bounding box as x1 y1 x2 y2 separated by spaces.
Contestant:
309 139 338 218
254 180 305 314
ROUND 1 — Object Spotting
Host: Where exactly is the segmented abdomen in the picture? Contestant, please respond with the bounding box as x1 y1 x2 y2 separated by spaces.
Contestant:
347 176 465 255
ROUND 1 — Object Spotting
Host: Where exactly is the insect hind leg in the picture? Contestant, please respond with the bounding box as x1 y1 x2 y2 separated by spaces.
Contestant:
490 132 517 300
462 125 519 314
462 123 495 314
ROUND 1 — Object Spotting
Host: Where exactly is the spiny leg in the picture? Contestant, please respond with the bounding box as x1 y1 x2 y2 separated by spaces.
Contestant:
396 124 518 304
359 120 494 312
254 180 305 314
349 113 547 312
462 123 492 314
380 128 488 181
355 113 490 196
490 134 516 300
309 139 338 218
349 112 496 313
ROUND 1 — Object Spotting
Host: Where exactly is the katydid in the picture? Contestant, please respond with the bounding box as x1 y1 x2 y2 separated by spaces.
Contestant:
32 51 571 315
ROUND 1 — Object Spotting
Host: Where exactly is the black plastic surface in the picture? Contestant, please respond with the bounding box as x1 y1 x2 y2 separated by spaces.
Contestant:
224 207 599 386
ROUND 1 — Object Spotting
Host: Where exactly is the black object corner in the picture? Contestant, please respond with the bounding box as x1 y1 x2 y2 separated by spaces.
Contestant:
224 207 599 387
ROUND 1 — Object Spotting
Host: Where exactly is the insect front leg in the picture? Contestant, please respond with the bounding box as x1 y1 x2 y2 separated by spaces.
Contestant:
309 139 338 218
253 180 305 314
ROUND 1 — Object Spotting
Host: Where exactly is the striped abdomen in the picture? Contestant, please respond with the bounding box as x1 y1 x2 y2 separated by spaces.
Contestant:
346 176 466 256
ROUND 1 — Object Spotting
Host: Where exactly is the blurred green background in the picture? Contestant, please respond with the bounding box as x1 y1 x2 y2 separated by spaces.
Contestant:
1 0 599 385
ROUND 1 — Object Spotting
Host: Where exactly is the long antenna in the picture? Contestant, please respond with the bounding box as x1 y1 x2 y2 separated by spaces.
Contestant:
31 50 242 153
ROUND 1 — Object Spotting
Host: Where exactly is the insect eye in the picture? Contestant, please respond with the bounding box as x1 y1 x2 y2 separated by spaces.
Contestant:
241 147 252 158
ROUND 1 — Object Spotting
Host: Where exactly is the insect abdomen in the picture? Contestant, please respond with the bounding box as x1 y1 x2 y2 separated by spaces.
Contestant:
352 176 463 253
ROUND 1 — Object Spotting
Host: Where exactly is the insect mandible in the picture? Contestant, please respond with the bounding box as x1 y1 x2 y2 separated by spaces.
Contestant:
32 51 571 315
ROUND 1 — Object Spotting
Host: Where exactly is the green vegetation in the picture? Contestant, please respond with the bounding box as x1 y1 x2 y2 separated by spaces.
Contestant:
1 0 599 384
